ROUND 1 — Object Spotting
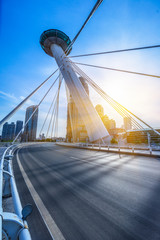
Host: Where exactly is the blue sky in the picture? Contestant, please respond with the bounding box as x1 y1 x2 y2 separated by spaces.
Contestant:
0 0 160 137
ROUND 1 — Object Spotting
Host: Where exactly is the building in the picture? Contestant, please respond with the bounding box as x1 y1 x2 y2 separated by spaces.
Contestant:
110 119 116 129
66 77 89 142
109 128 125 137
95 104 104 118
39 133 45 140
101 114 110 130
15 120 23 137
24 105 38 141
2 122 8 140
124 117 132 130
66 98 78 142
126 129 160 144
95 105 116 133
2 122 15 141
66 102 73 142
8 122 16 140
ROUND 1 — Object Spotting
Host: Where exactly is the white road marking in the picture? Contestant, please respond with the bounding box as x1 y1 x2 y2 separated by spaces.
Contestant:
16 148 65 240
70 156 79 159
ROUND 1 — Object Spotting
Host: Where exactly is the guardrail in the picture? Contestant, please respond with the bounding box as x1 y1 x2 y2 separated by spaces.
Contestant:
0 144 32 240
77 143 158 156
57 142 160 156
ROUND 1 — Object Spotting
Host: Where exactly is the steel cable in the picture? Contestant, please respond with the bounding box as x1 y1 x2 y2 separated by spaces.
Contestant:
0 68 59 128
73 62 160 79
12 74 59 143
73 63 143 130
69 44 160 58
71 61 160 135
65 0 103 55
73 62 160 136
39 87 60 136
51 77 62 139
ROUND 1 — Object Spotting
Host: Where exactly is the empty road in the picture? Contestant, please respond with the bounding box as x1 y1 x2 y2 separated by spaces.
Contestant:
13 143 160 240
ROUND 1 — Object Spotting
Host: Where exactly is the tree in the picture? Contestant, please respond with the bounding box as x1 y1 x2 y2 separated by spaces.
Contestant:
111 138 118 144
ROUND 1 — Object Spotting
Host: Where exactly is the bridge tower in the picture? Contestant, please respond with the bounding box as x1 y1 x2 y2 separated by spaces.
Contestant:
40 29 110 142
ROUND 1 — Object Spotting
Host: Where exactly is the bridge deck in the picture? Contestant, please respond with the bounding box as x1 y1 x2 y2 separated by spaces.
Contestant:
13 143 160 240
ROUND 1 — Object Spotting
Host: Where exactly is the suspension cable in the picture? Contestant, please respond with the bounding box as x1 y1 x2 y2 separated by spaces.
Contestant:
50 105 57 139
12 74 59 143
72 63 147 130
86 79 143 130
54 77 61 138
71 61 160 136
76 63 160 136
46 84 60 138
39 87 60 136
0 68 59 128
46 101 57 138
73 62 160 79
74 65 144 130
51 77 62 139
65 0 103 55
72 62 143 130
69 44 160 58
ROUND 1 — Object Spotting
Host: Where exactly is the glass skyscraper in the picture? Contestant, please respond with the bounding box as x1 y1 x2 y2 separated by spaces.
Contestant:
15 120 23 137
2 122 15 141
24 105 38 141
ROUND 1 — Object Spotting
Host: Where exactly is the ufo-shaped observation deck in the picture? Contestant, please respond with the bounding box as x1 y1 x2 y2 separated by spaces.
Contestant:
40 29 72 57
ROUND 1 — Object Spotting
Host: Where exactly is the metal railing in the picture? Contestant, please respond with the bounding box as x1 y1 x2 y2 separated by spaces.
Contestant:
0 144 32 240
77 143 157 155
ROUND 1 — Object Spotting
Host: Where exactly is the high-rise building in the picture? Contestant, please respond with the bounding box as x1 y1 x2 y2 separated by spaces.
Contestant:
95 104 104 118
66 99 78 142
66 77 89 142
15 120 23 137
95 105 116 132
124 117 132 130
2 122 15 141
2 122 8 140
110 119 116 129
102 114 110 130
24 105 38 141
8 122 15 140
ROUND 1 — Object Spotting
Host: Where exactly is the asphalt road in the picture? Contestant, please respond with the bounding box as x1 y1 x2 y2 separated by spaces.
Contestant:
13 143 160 240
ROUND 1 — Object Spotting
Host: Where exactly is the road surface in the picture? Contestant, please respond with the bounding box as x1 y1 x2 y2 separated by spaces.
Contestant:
13 143 160 240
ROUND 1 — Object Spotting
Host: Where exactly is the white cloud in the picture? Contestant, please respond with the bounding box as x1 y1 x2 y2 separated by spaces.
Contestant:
20 96 36 107
0 91 17 101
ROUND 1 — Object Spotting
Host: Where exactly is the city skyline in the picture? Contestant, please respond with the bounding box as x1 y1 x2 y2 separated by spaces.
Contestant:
1 120 23 141
0 0 160 137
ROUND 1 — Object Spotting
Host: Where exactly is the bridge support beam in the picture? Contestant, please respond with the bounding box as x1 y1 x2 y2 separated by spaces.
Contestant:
50 44 110 142
40 29 110 142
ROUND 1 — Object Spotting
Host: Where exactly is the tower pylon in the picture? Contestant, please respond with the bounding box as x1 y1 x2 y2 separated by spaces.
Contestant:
40 29 110 142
